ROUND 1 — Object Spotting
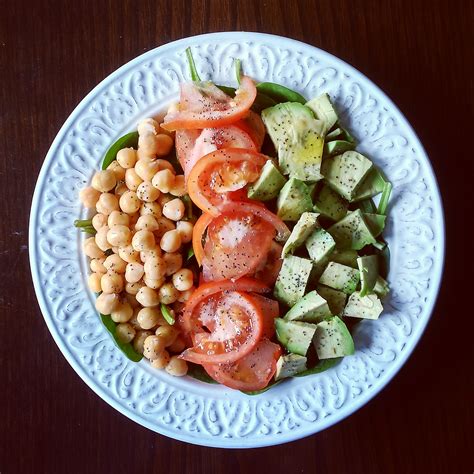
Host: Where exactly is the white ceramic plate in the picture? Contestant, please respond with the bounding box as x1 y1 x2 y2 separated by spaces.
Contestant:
29 32 444 448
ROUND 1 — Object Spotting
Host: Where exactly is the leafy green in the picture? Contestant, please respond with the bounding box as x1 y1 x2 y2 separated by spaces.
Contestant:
357 199 377 214
185 47 201 82
256 82 306 104
102 132 139 170
187 363 217 384
100 314 142 362
187 247 195 261
242 380 284 396
377 182 392 215
295 357 342 377
74 219 92 228
160 303 175 325
234 58 241 85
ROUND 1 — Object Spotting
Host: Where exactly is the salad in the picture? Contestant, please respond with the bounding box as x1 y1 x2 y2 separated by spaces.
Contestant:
76 48 391 393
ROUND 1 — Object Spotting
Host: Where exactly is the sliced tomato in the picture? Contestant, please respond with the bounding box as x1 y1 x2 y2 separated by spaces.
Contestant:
175 129 201 174
182 125 256 177
249 294 279 339
187 148 267 216
202 338 281 391
180 277 269 334
202 211 276 282
192 212 214 266
236 110 266 150
162 77 257 131
179 291 263 364
253 241 283 286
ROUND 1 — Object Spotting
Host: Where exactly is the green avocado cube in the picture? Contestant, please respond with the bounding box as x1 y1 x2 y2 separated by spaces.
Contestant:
275 318 317 356
284 290 332 323
313 316 355 359
342 292 383 320
277 178 313 221
273 255 313 306
281 212 319 258
319 262 360 295
248 160 287 201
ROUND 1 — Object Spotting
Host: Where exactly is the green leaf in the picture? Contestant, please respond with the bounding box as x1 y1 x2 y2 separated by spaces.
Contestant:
377 182 392 215
187 247 195 261
80 226 96 235
242 379 284 395
100 314 143 362
185 47 201 82
160 303 175 325
187 363 218 384
181 195 194 221
295 357 342 377
74 219 92 228
216 85 236 96
256 82 306 104
357 199 377 214
234 58 241 85
102 131 139 170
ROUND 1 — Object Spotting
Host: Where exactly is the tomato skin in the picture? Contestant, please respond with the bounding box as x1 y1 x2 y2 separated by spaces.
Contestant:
162 77 257 131
179 291 264 364
175 129 201 175
248 294 279 339
236 111 266 150
202 338 281 391
192 212 214 266
252 241 283 287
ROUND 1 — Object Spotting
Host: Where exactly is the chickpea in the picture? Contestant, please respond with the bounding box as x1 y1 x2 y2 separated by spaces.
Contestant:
135 159 160 182
110 300 133 323
88 272 102 292
101 271 124 294
107 160 126 181
95 225 112 251
125 280 145 295
114 182 128 197
106 225 131 248
116 323 136 344
138 133 160 156
168 336 186 354
172 269 194 291
140 201 162 218
90 257 106 274
95 292 120 314
154 216 175 238
96 193 120 216
103 254 127 273
125 168 143 191
92 213 107 231
158 282 180 305
91 170 117 192
119 190 141 214
128 212 140 227
79 186 101 208
125 293 140 309
111 246 119 254
83 237 105 259
143 335 165 360
151 350 170 369
155 325 179 347
136 307 162 330
137 118 159 136
163 198 185 222
169 175 186 197
136 286 160 307
136 181 160 203
140 247 162 262
133 330 153 355
155 134 174 157
156 159 175 173
125 262 145 283
144 255 166 280
128 309 141 331
176 221 193 244
177 287 195 303
143 276 165 290
118 245 141 263
165 356 188 376
116 147 137 169
108 210 130 227
163 252 183 276
136 148 156 162
152 169 175 193
160 229 182 253
135 215 159 232
132 230 156 252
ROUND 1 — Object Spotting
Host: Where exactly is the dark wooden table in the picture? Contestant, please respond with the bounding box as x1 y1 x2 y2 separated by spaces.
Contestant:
1 1 472 472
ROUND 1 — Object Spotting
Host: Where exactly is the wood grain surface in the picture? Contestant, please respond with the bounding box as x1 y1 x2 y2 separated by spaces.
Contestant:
1 0 472 473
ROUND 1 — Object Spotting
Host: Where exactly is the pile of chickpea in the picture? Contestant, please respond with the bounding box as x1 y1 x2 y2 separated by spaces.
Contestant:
79 118 195 376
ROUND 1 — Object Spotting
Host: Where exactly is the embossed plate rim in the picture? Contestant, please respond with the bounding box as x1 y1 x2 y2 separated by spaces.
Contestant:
29 32 445 448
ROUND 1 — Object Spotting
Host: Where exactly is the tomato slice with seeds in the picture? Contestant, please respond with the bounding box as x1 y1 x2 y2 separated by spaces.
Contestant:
162 77 257 131
187 148 267 216
201 210 276 282
248 293 279 339
252 241 283 287
192 212 214 266
202 338 281 391
179 291 263 364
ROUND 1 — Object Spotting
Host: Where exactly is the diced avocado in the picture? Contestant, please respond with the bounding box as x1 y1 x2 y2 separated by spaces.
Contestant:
275 353 308 380
275 318 317 356
328 209 376 250
357 255 379 297
281 212 319 258
277 178 313 221
319 262 360 294
373 276 390 298
313 184 348 221
323 140 355 157
316 285 347 316
342 292 383 320
330 248 358 268
274 255 313 306
284 290 332 323
306 182 318 199
321 151 373 201
247 160 287 201
313 316 355 359
363 213 386 237
305 228 336 263
357 198 377 214
305 93 338 134
352 167 387 202
325 127 355 143
262 102 325 181
308 258 329 285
